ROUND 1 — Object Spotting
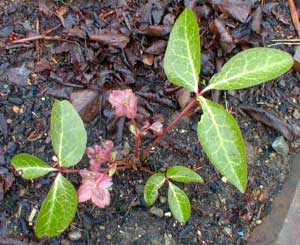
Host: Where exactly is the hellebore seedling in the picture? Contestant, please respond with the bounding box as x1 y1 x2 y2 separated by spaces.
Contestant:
144 166 203 223
11 8 294 238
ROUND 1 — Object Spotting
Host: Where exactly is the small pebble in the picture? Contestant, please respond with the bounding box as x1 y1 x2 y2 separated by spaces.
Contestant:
149 207 164 218
293 109 300 120
164 212 172 218
221 176 228 183
106 234 112 240
9 97 23 105
159 196 167 204
68 230 82 241
135 184 144 195
99 225 105 230
256 219 262 225
272 136 289 156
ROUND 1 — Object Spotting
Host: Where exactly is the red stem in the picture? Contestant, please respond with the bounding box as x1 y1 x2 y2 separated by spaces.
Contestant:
58 168 80 174
131 118 142 160
141 96 199 162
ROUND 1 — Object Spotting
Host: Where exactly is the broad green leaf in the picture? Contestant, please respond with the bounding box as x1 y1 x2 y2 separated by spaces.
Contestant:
35 174 78 238
11 153 57 180
144 173 166 206
51 100 87 167
168 183 191 224
203 48 293 92
166 166 204 183
164 8 201 93
197 97 247 192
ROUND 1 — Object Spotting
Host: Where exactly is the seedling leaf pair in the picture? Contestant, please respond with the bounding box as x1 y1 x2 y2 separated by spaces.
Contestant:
12 100 87 238
164 8 294 192
144 166 203 224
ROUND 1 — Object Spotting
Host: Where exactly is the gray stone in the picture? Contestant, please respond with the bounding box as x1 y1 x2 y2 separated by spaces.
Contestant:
68 230 82 241
159 196 167 204
249 154 300 244
149 207 164 218
272 136 289 156
293 109 300 120
135 184 144 195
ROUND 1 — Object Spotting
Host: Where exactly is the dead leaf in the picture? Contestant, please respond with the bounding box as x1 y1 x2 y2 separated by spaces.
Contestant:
241 105 300 141
6 65 31 86
144 40 167 55
38 0 55 17
210 19 236 53
70 89 100 122
211 0 252 23
55 6 68 27
251 6 263 33
0 113 7 137
90 34 130 49
138 24 172 36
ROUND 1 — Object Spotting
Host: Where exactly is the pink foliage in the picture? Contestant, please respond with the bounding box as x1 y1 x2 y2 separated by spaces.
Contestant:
108 89 138 119
78 170 113 208
86 140 114 171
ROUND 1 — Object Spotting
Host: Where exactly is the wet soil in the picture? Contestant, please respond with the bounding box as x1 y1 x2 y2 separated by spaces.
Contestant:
1 0 300 244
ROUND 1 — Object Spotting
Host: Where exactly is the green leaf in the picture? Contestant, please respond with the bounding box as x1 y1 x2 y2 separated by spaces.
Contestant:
51 100 87 167
168 183 191 224
164 8 201 93
11 153 57 180
144 173 166 206
203 48 294 92
35 173 78 238
197 97 247 192
166 166 204 183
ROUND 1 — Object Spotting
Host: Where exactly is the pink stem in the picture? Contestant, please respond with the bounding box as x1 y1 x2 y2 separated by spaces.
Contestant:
141 96 199 162
58 168 80 174
131 118 142 160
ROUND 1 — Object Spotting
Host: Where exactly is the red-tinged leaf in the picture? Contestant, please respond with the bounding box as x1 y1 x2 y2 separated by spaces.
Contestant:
86 141 114 171
78 170 113 208
109 89 138 119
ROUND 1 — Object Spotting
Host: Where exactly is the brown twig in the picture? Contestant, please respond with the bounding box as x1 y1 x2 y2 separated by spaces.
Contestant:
288 0 300 37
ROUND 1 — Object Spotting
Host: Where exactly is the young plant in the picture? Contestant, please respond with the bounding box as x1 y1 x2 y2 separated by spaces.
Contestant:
143 8 293 194
12 100 87 238
144 166 203 223
11 8 294 238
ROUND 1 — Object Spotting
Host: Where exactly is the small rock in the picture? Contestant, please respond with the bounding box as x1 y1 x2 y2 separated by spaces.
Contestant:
106 234 112 240
272 136 289 156
293 109 300 120
135 184 144 195
7 142 17 156
68 230 82 241
159 196 167 204
164 212 172 218
149 207 164 218
224 227 233 239
99 225 105 230
8 97 23 105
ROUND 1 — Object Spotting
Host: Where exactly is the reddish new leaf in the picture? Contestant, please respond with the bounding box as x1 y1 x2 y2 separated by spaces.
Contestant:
78 170 113 208
86 141 114 171
109 89 138 119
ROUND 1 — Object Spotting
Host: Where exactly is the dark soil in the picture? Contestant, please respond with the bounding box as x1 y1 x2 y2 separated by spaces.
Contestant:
1 0 300 244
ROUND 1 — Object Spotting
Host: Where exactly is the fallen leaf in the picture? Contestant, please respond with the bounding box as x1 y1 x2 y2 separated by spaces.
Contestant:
138 24 172 36
70 89 100 122
144 40 167 55
6 65 31 86
210 19 236 53
0 113 7 137
38 0 55 17
241 105 300 141
90 34 130 49
251 6 263 33
211 0 252 23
